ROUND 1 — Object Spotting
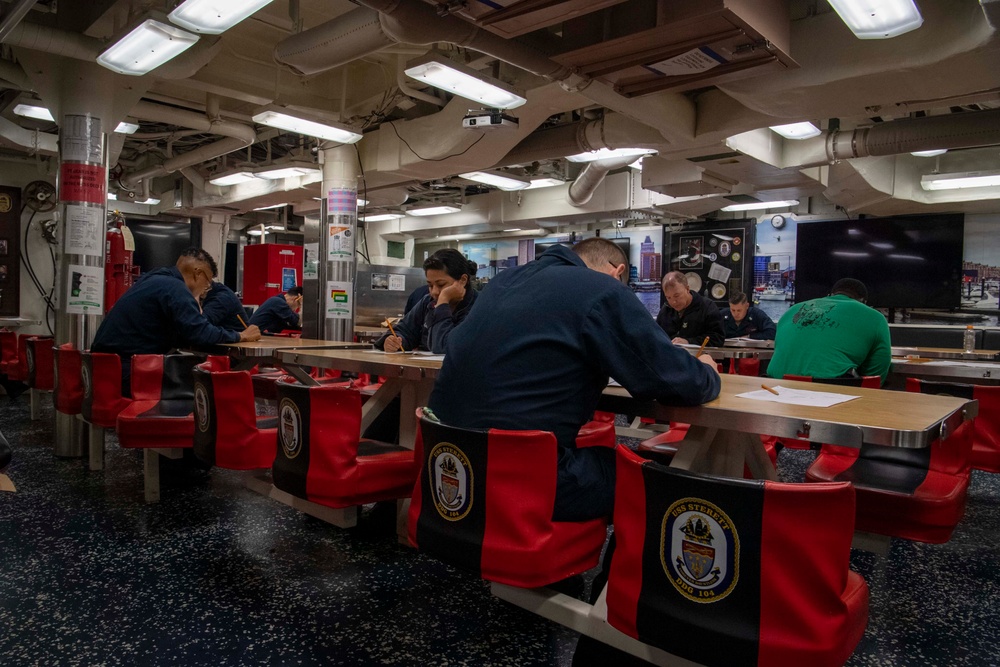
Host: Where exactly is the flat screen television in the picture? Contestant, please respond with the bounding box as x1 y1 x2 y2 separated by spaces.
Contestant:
535 238 631 265
795 214 964 309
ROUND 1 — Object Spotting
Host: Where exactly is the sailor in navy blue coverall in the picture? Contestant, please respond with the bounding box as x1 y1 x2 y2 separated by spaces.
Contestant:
429 240 720 521
375 248 478 354
202 282 246 333
92 248 260 394
248 286 302 334
721 290 776 340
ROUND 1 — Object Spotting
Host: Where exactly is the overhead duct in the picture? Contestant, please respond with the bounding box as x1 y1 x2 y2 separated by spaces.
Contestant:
273 7 393 77
567 155 637 206
130 100 257 145
0 21 101 61
276 0 694 144
0 115 57 155
501 113 665 166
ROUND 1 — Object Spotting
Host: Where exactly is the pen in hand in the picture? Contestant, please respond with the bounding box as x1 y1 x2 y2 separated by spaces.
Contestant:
386 318 405 352
695 336 710 357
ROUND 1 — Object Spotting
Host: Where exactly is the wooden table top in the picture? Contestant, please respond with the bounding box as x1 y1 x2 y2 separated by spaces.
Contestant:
891 358 1000 384
277 347 444 380
678 344 774 360
600 374 976 449
222 337 368 357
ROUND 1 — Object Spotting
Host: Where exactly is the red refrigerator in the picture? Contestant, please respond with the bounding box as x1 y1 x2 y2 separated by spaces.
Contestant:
242 243 304 307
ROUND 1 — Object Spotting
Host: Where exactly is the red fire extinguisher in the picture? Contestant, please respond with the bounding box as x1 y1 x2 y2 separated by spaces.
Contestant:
104 214 136 313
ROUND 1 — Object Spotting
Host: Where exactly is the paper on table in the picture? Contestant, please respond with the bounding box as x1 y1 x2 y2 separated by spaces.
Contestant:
362 350 445 360
735 386 861 407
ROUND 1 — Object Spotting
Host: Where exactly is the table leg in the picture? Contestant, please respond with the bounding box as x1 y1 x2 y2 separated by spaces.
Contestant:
360 378 403 437
29 389 40 420
143 449 160 503
244 471 359 528
398 379 433 450
277 362 320 387
88 425 104 471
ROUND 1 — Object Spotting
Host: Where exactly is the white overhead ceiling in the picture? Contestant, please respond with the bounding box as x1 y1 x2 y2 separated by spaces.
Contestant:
0 0 999 230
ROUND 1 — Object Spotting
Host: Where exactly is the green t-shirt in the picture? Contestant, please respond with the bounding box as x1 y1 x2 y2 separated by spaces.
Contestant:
766 294 892 383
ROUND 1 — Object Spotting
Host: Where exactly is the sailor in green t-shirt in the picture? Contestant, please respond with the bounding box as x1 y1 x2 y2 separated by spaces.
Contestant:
766 278 892 384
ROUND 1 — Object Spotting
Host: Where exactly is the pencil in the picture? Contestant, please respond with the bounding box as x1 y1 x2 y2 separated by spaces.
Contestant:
761 384 780 395
236 314 248 330
695 336 710 356
386 319 405 352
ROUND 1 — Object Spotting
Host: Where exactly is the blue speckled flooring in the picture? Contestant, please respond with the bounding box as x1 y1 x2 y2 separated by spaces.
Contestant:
2 394 1000 666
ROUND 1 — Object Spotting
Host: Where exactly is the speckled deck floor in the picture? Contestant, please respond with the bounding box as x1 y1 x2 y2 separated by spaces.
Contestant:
2 392 999 666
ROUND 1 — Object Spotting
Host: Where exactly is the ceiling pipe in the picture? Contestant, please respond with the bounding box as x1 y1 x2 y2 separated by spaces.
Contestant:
0 0 38 44
567 156 638 206
120 136 253 189
0 21 101 60
130 100 257 144
0 115 57 155
784 107 1000 168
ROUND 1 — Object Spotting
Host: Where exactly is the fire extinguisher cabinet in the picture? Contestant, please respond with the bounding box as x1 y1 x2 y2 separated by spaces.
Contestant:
242 243 303 307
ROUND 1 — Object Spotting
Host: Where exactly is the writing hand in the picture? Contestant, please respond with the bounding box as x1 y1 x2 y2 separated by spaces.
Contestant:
384 335 405 352
240 325 262 342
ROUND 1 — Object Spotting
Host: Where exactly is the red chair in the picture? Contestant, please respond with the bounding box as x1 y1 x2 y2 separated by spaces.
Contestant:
54 343 83 416
272 381 416 509
906 378 1000 473
81 352 133 470
778 375 882 449
730 357 761 376
805 418 972 544
193 364 277 469
24 336 54 420
0 331 17 376
116 354 228 450
608 446 869 667
4 334 28 382
408 409 611 588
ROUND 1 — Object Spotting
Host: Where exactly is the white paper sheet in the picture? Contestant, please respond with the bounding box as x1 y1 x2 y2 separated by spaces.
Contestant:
735 386 861 407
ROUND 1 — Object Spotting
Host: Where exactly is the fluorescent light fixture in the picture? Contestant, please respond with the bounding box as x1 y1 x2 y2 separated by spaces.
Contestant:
255 165 321 180
827 0 923 39
13 104 140 134
210 171 256 186
525 177 565 189
911 149 948 158
139 197 160 205
460 170 531 191
97 15 200 76
832 251 871 258
358 198 368 206
407 205 462 216
253 203 287 211
565 147 655 163
503 228 522 232
721 199 799 212
247 229 263 236
252 105 362 144
405 54 526 110
887 254 924 261
168 0 275 35
769 122 821 140
107 193 118 201
921 171 1000 190
360 213 404 222
13 104 53 122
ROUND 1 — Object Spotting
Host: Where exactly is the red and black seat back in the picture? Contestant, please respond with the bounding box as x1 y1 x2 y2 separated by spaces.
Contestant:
193 365 267 468
608 446 864 667
5 334 29 381
0 331 16 372
81 352 129 426
906 377 999 472
272 380 364 499
25 335 54 390
54 343 83 415
130 354 221 417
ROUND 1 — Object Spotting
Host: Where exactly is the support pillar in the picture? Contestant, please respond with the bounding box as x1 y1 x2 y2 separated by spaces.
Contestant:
52 63 113 457
318 145 359 342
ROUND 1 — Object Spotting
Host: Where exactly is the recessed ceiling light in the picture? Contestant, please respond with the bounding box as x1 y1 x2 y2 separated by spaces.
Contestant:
524 178 564 189
97 14 200 76
459 170 531 191
255 165 321 180
768 122 821 140
209 171 256 186
920 171 1000 190
827 0 923 39
252 105 362 144
360 213 404 222
720 199 799 212
405 53 526 110
168 0 275 35
910 149 948 158
565 147 655 163
407 205 462 216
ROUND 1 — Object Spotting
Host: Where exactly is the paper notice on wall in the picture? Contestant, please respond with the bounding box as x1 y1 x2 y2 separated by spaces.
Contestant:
61 115 103 163
303 242 319 279
328 224 354 261
64 204 104 257
646 47 725 77
388 274 406 291
707 261 732 283
66 263 103 314
326 281 353 320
